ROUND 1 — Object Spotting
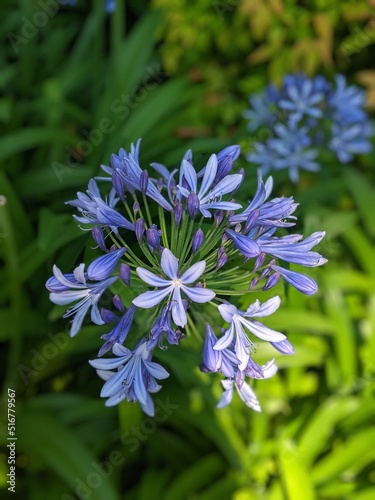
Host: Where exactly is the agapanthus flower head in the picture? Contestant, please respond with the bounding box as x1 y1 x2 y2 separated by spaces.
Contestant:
244 73 374 181
46 139 327 415
89 340 169 416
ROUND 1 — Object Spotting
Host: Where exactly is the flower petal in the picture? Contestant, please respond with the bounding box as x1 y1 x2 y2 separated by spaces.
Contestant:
161 248 179 279
132 287 172 308
198 154 217 198
180 261 206 284
171 288 187 327
218 303 237 323
239 316 286 342
181 285 215 303
136 267 171 287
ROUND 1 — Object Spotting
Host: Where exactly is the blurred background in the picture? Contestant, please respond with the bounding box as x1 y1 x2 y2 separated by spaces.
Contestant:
1 0 375 499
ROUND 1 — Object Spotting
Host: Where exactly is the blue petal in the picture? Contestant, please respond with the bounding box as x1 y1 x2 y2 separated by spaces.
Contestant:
180 261 206 284
198 154 217 198
49 289 88 305
214 322 235 351
226 229 261 258
89 356 127 370
181 285 215 303
239 316 286 342
161 248 179 279
181 159 197 193
144 360 170 379
272 265 318 295
133 287 172 308
171 288 187 327
136 267 171 287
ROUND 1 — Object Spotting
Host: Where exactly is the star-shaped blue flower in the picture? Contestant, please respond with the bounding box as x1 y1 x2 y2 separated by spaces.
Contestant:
133 248 215 327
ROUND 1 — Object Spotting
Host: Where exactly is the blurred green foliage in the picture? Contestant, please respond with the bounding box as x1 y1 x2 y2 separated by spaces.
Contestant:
152 0 375 131
0 1 375 499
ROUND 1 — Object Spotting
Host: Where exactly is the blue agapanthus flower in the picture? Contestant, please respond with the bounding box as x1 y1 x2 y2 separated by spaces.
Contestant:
46 140 326 415
244 73 374 181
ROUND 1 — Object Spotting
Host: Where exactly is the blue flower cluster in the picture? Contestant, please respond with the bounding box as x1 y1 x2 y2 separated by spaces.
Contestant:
244 74 373 182
46 140 326 415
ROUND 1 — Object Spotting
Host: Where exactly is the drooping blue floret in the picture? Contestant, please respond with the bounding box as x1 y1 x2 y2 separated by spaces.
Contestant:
89 340 169 416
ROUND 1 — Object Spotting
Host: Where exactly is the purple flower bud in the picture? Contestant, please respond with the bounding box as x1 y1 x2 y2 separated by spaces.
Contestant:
135 218 145 243
111 153 134 195
235 223 242 233
244 209 259 233
271 264 318 295
271 339 294 355
253 252 266 272
250 277 259 289
174 203 183 227
187 192 200 219
221 233 228 244
217 249 228 269
140 170 149 195
87 247 126 281
133 201 140 214
112 295 125 312
262 272 280 291
259 267 271 279
146 224 162 251
215 156 234 184
92 226 107 252
119 263 131 285
214 210 224 227
101 308 117 323
157 177 163 192
192 228 204 254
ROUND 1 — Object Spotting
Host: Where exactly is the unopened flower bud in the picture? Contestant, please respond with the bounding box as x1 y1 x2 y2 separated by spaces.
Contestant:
101 308 116 323
244 209 259 233
214 210 224 227
92 226 107 252
135 218 145 243
119 263 131 285
146 224 162 251
262 272 280 291
112 294 125 312
140 170 149 195
133 201 140 214
192 228 204 254
253 253 266 272
174 203 183 227
187 192 200 219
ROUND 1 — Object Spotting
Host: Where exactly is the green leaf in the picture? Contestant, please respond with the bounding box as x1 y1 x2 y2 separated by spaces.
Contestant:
18 409 119 500
298 396 359 466
164 454 224 500
312 427 375 484
343 167 375 238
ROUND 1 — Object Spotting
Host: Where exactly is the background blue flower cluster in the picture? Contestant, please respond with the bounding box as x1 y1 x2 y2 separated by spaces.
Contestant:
245 74 373 182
